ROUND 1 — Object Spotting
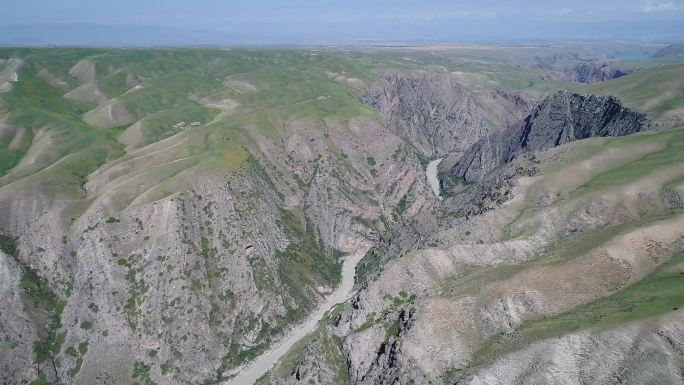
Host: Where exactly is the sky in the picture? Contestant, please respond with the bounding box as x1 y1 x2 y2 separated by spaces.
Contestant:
1 0 683 45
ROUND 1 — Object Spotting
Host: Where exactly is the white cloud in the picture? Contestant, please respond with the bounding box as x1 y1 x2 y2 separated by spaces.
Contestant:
557 8 574 15
642 1 677 12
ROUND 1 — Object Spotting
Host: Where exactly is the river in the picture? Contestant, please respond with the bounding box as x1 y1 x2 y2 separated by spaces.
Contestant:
227 159 442 384
426 158 443 199
225 251 365 385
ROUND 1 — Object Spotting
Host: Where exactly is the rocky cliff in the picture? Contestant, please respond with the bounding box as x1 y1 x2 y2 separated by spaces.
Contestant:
259 54 684 385
542 62 633 84
262 122 684 385
0 120 435 385
0 49 442 385
2 47 681 385
362 71 530 157
452 90 652 182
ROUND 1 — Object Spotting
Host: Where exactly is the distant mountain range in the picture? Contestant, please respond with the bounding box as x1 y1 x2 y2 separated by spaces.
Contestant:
0 22 683 47
652 43 684 58
0 24 261 46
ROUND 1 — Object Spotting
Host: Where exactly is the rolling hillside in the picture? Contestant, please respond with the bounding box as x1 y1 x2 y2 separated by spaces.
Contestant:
0 45 683 385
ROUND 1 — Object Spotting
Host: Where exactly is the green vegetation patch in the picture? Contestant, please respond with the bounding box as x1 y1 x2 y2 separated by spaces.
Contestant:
572 127 684 196
474 250 684 364
0 67 123 189
0 234 67 369
582 63 684 115
276 206 344 301
119 253 151 330
98 71 134 99
28 373 49 385
106 216 120 224
132 360 157 385
457 210 683 298
257 329 350 385
136 104 216 146
0 234 18 257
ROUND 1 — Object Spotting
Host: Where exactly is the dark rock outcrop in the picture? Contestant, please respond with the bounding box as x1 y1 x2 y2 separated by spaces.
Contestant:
362 71 530 156
452 90 652 182
542 62 633 84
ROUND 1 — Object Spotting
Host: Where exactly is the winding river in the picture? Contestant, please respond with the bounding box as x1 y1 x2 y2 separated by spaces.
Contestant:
227 159 443 384
426 158 443 199
225 251 365 385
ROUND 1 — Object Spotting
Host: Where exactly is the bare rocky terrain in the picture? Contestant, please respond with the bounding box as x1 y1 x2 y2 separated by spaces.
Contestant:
452 90 653 182
540 62 633 83
0 45 683 385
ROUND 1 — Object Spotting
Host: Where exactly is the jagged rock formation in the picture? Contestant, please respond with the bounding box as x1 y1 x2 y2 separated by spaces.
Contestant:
542 62 633 83
263 122 684 385
0 49 446 385
2 46 683 385
0 123 433 385
452 90 652 182
362 71 530 157
260 56 684 384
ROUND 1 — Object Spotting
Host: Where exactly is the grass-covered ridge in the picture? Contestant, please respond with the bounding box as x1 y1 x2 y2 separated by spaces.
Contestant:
454 127 684 373
580 62 684 123
0 67 121 179
0 47 385 202
473 248 684 364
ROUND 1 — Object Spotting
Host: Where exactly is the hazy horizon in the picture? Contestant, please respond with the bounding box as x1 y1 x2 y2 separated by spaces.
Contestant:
1 0 684 46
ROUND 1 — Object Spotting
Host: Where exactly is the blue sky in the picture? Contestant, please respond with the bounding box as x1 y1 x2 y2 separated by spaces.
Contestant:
1 0 683 44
